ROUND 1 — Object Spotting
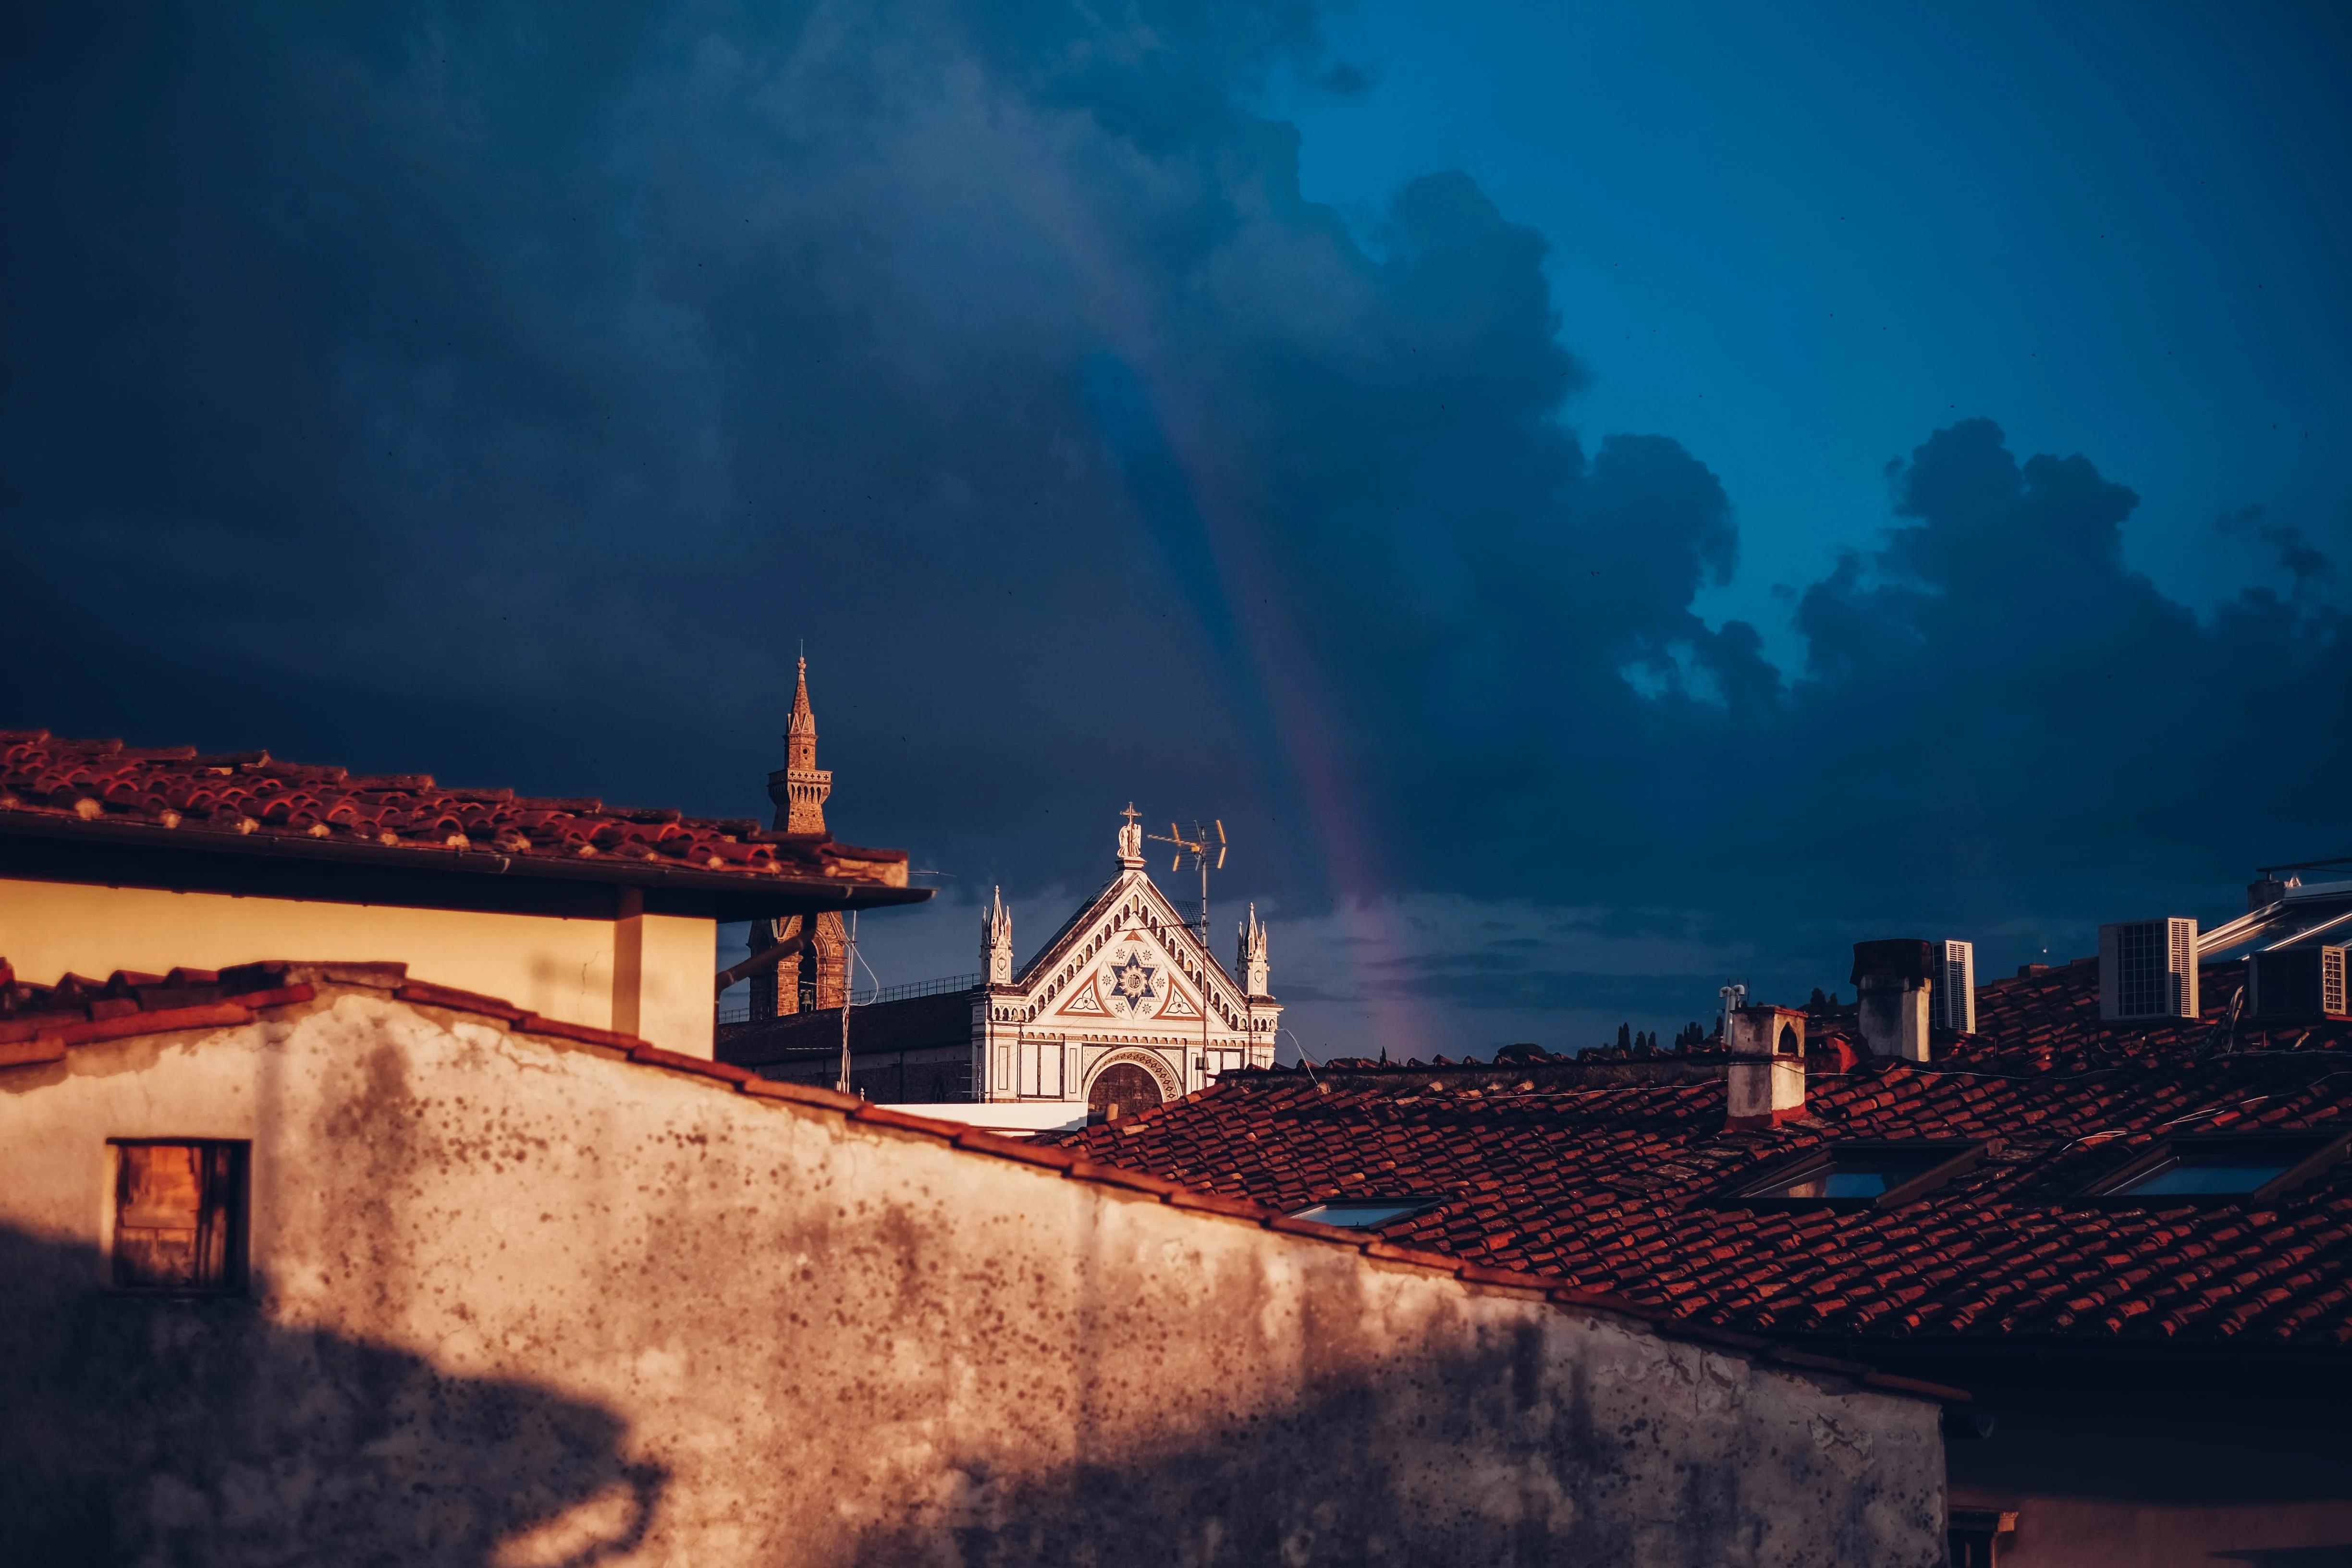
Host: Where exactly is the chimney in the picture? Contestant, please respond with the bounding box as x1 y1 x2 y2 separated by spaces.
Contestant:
2248 875 2293 912
1725 1005 1806 1129
1851 940 1935 1062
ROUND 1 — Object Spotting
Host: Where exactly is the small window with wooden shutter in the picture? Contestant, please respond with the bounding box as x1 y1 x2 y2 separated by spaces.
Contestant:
109 1140 247 1293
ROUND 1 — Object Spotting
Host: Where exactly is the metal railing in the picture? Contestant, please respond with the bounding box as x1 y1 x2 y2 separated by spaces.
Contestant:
716 971 980 1027
862 972 982 1005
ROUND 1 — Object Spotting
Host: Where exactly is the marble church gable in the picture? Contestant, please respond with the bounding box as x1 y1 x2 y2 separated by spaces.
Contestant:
719 750 1277 1120
1017 881 1245 1031
968 807 1283 1111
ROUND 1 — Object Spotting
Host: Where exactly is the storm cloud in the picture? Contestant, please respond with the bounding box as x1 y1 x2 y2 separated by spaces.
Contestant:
3 1 2341 1048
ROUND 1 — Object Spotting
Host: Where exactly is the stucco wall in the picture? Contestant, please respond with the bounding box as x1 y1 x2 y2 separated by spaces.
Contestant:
0 973 1945 1566
0 878 714 1055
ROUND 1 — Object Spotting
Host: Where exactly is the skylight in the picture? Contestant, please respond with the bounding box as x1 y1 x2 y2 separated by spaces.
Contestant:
2085 1132 2352 1204
1727 1141 1983 1209
1757 1157 1946 1200
2116 1161 2293 1197
1289 1196 1447 1229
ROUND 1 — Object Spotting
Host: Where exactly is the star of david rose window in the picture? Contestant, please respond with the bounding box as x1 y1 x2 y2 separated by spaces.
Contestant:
1103 951 1159 1018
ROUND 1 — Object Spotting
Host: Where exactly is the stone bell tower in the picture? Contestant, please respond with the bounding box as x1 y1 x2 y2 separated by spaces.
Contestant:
746 657 847 1021
771 656 832 837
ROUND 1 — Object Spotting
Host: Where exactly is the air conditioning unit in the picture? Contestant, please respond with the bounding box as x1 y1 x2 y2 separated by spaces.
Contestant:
2248 945 2349 1022
2098 918 2200 1021
1933 939 1976 1033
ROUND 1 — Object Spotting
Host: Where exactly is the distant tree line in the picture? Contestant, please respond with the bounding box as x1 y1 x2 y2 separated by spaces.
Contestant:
1589 1020 1711 1057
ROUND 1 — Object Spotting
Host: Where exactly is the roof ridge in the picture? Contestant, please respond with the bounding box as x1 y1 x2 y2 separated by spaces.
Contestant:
0 954 1951 1403
1012 870 1130 984
0 730 923 899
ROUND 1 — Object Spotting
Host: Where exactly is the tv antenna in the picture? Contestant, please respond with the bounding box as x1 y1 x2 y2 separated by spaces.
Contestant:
1148 818 1225 946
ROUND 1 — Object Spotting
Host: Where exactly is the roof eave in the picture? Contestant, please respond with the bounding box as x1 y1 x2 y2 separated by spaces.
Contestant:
0 810 933 921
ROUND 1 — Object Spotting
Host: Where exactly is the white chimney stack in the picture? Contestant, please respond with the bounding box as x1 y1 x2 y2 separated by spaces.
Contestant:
1725 1005 1806 1129
1852 940 1935 1062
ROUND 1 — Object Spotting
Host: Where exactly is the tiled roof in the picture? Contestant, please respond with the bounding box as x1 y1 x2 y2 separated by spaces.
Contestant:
1961 956 2304 1069
0 731 910 888
1054 957 2352 1359
0 958 320 1062
0 952 1951 1404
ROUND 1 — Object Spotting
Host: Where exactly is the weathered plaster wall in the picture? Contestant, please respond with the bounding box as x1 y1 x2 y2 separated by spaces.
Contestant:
0 975 1945 1566
0 879 714 1055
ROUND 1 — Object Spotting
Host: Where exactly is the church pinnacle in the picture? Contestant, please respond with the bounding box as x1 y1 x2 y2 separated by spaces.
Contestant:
1239 903 1270 996
1116 803 1146 869
767 655 833 836
982 886 1015 986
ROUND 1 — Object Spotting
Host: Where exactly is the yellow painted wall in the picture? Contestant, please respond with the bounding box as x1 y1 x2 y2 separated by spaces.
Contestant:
615 909 718 1059
0 878 714 1057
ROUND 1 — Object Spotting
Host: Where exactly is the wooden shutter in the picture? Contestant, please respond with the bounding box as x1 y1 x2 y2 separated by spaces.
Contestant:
113 1141 244 1291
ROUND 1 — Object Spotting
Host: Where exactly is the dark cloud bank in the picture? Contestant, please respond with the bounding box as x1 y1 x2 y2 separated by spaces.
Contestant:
3 1 2343 1041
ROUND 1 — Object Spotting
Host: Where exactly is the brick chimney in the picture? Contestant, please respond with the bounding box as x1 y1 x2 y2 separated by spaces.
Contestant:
1852 940 1934 1062
1726 1004 1806 1129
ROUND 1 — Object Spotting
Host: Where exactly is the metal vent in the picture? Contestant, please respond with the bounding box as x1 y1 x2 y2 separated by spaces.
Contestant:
2100 918 2200 1021
1934 940 1976 1033
2250 944 2349 1021
2119 923 2163 1015
2170 919 2195 1015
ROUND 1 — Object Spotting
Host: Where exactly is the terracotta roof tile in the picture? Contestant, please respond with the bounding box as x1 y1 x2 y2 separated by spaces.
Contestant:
1050 958 2352 1357
0 954 318 1058
1 957 310 1037
0 731 909 887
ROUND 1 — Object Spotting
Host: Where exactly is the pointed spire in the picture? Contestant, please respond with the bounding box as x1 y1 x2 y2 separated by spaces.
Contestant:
767 654 833 835
983 885 1015 985
1239 902 1270 996
788 655 817 740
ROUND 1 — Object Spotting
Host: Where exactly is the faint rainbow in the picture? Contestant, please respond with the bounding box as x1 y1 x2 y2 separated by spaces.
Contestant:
992 125 1439 1061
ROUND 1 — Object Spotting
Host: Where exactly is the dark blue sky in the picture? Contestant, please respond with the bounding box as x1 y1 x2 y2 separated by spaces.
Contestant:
4 1 2346 1055
1283 0 2350 665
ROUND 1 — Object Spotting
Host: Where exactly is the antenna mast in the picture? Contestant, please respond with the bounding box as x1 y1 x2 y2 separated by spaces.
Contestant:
1147 819 1226 947
838 910 859 1095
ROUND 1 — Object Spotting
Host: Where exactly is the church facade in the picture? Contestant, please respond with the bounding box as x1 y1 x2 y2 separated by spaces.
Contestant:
721 807 1280 1124
971 808 1280 1119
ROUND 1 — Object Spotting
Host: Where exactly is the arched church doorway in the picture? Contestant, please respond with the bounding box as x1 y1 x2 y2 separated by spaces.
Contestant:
1088 1062 1163 1123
